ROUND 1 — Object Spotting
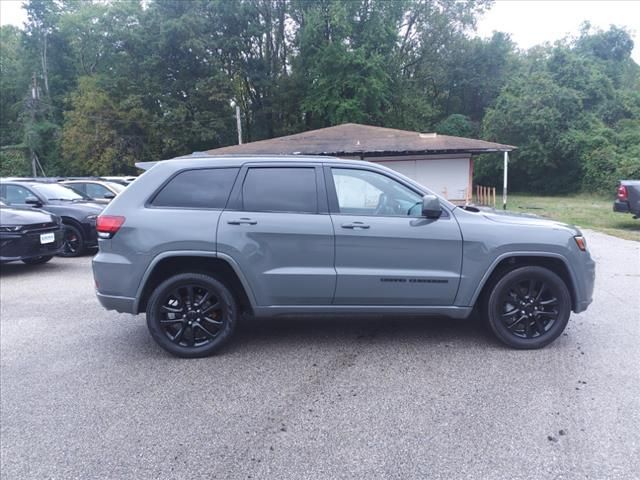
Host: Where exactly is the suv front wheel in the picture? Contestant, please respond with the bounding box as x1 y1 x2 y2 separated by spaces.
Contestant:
486 266 571 349
146 273 237 358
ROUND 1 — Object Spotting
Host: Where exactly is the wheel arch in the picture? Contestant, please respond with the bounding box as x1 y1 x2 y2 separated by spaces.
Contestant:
60 216 84 231
472 253 578 312
134 253 255 315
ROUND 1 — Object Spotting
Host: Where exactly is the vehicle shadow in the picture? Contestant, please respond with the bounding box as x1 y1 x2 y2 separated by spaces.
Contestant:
224 313 498 353
0 257 81 277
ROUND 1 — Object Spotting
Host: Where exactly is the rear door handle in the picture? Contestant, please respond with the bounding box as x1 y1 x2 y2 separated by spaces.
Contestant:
227 218 257 225
341 222 370 229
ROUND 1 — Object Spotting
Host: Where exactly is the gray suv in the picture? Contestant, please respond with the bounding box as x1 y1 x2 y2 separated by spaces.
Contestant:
93 156 595 357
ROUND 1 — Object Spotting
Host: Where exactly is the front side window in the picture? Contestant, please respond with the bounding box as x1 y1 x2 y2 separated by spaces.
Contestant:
4 185 34 204
151 168 239 209
331 168 422 217
242 167 317 213
85 183 111 199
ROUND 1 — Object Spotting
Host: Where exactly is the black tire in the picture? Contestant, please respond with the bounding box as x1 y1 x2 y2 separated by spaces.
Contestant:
146 273 237 358
59 224 85 257
486 266 571 349
21 255 53 265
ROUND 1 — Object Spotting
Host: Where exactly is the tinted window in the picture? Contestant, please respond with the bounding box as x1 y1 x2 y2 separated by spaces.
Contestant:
151 168 238 208
331 168 422 217
242 168 317 213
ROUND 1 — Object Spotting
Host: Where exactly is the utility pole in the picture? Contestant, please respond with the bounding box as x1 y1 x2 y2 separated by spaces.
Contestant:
31 72 38 177
28 72 46 177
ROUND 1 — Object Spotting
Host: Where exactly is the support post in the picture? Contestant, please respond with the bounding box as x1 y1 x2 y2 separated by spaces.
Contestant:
235 105 242 145
502 151 509 210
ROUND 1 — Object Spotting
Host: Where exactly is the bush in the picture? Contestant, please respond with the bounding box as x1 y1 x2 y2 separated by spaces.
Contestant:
0 149 30 177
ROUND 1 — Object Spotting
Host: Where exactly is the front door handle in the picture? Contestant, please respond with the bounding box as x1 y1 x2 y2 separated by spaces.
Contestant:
341 222 370 229
227 218 257 225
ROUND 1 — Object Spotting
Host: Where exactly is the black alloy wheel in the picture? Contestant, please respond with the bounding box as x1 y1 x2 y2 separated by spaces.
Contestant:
22 255 53 265
486 266 571 349
60 224 85 257
146 273 237 358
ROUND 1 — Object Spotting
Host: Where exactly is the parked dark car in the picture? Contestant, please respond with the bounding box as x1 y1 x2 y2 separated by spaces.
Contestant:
60 179 125 203
0 181 104 257
0 201 64 264
613 180 640 218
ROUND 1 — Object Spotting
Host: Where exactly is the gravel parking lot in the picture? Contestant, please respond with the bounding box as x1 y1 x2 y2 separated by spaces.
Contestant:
1 230 639 480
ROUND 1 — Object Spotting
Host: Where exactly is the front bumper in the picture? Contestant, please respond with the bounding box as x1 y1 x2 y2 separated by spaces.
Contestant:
574 253 596 313
0 228 64 263
81 221 99 248
613 200 630 214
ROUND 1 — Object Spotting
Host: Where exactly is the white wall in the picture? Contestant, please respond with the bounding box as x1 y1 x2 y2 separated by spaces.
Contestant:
373 155 471 201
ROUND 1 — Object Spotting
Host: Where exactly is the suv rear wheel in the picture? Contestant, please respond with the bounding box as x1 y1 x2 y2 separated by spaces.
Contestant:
146 273 237 358
486 266 571 349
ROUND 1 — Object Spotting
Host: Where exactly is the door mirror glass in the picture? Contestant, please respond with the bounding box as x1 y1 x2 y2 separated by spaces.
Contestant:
422 194 442 219
25 196 42 206
104 192 116 199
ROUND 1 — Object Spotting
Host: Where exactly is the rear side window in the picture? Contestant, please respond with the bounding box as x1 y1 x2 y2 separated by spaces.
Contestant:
242 167 317 213
151 168 239 209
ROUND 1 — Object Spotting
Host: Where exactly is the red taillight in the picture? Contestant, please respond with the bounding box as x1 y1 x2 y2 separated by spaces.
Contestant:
96 215 125 238
617 185 628 201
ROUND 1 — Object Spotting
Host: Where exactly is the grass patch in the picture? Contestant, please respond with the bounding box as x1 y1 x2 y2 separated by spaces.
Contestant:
504 194 640 242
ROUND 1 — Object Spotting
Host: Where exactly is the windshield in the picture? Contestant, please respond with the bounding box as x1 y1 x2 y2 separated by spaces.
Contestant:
31 183 87 201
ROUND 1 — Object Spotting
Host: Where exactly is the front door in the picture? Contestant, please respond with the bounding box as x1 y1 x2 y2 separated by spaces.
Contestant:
217 165 335 306
327 166 463 306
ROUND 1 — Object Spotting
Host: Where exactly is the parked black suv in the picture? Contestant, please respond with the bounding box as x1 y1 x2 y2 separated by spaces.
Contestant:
0 180 104 257
0 201 64 264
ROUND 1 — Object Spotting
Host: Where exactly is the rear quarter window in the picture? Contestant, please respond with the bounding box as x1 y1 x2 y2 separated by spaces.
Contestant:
151 168 239 209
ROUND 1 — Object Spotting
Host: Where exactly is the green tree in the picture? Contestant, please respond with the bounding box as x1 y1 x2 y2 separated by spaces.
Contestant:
62 76 139 175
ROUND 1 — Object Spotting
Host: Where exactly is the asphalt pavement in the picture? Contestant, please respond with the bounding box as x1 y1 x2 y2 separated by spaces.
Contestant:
1 230 639 480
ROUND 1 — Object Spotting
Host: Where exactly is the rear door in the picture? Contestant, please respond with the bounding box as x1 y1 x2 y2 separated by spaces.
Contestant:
326 166 463 306
217 164 335 306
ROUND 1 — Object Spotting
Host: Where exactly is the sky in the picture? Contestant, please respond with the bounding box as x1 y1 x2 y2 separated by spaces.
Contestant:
1 0 639 62
475 0 640 63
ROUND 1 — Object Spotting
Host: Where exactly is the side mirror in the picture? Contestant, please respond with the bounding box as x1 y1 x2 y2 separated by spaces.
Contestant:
422 194 442 219
104 193 116 199
25 196 42 207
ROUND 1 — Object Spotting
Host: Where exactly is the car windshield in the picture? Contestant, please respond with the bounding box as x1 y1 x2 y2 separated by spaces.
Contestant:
31 183 87 201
